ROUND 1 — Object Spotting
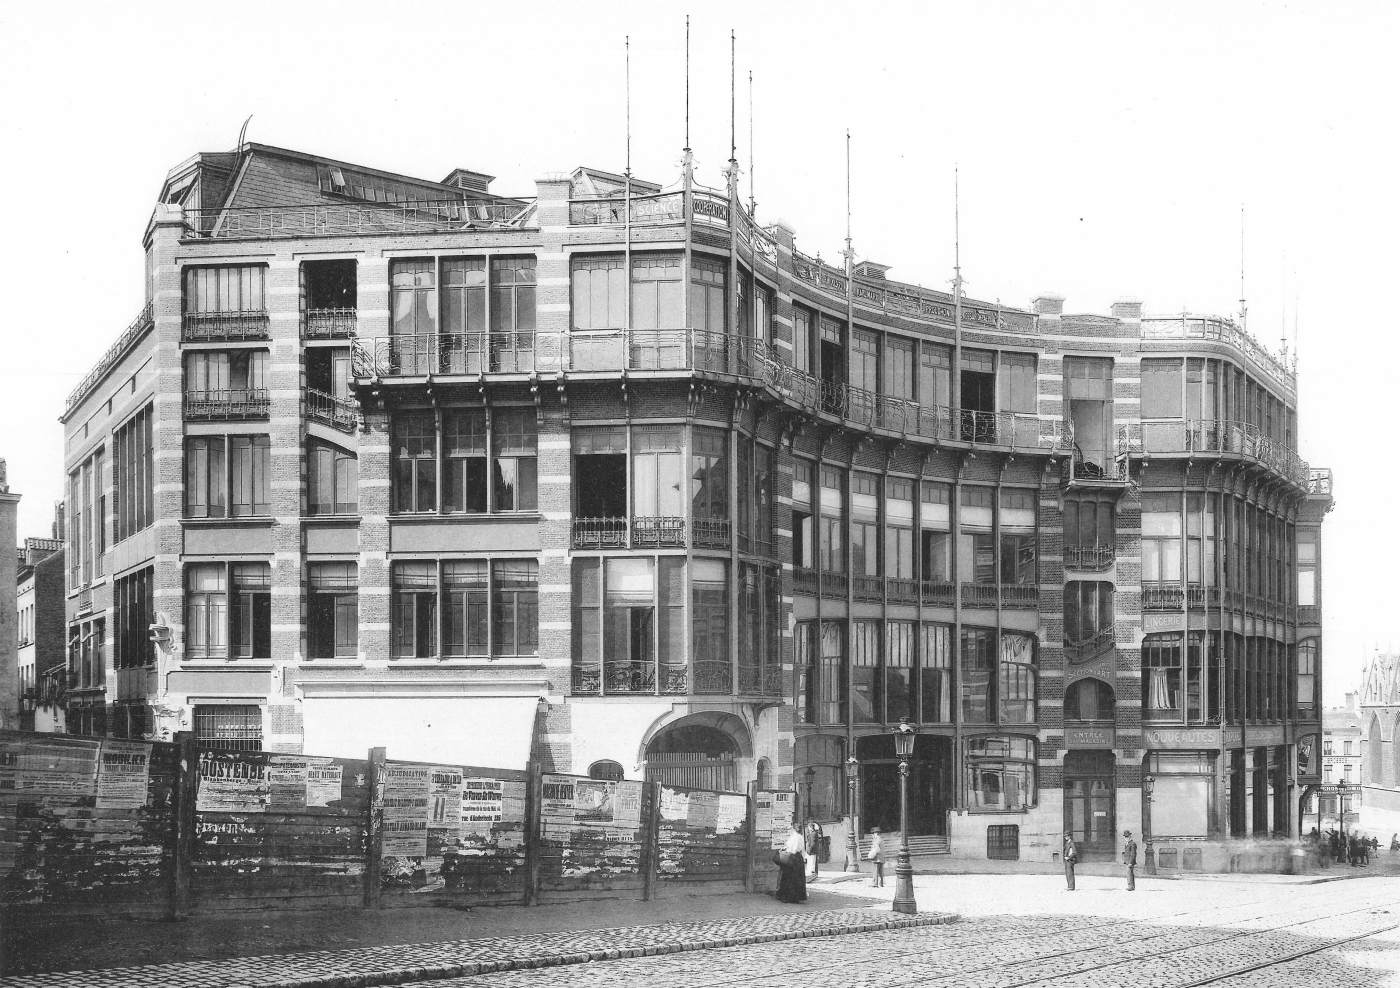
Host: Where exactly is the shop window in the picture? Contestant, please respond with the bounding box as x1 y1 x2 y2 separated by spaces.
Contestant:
966 737 1037 812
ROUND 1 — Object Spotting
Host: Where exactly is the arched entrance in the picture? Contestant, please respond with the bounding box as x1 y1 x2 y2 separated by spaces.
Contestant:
1064 750 1116 858
855 734 952 837
643 715 748 792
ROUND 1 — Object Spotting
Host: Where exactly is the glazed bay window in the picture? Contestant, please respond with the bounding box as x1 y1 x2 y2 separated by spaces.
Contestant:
961 627 996 722
736 563 781 694
184 350 268 419
885 479 915 599
999 489 1037 602
998 633 1037 724
851 620 882 723
1064 581 1114 662
571 557 682 694
307 441 358 515
958 486 996 606
184 264 268 340
1298 639 1318 717
920 482 952 603
113 404 154 542
185 435 270 517
1063 498 1114 571
818 466 845 578
691 426 729 548
921 622 953 722
1143 632 1210 721
307 562 358 660
1141 491 1182 594
692 559 730 694
886 621 915 722
818 620 848 724
965 736 1037 811
689 256 727 333
1298 529 1319 608
791 460 814 575
850 472 880 598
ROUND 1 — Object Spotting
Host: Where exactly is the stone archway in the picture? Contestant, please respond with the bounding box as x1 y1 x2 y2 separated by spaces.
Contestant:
642 712 752 792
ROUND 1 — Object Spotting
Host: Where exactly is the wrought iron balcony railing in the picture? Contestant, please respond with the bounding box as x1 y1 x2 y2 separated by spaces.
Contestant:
920 580 955 608
304 307 357 339
886 577 919 604
572 517 629 550
961 583 999 608
1065 626 1115 663
692 517 731 549
604 661 656 694
737 663 783 696
184 388 271 421
819 570 848 599
853 574 884 602
306 388 358 432
1137 418 1310 487
793 567 819 595
630 516 686 548
182 310 270 342
692 659 734 695
1064 545 1115 571
1000 584 1039 609
1142 584 1185 610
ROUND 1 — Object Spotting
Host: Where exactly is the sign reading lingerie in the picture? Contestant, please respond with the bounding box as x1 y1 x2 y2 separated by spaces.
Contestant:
461 776 504 835
95 740 151 809
428 767 464 829
380 764 431 857
196 752 271 812
0 738 100 799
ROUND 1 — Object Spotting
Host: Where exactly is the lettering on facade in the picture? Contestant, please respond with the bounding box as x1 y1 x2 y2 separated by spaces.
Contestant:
1143 728 1220 749
1066 727 1115 749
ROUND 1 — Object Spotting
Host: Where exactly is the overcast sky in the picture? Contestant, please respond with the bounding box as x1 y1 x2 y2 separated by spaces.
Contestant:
1 0 1394 702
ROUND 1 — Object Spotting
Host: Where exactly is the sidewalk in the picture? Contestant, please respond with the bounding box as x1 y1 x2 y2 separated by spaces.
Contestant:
0 891 953 988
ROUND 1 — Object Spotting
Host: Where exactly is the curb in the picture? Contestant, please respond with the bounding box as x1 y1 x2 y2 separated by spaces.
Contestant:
252 912 958 988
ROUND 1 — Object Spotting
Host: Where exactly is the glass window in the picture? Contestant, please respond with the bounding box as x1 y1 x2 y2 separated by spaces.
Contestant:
393 412 437 513
185 564 227 659
884 338 915 401
999 633 1036 724
631 255 684 330
819 466 844 574
442 257 486 334
1141 492 1182 583
960 627 995 722
571 255 626 330
1141 358 1183 418
443 409 487 512
965 736 1036 811
692 559 729 690
919 342 951 408
1065 678 1115 722
818 620 847 724
308 441 358 515
920 622 953 722
691 426 728 523
998 352 1036 413
186 265 267 315
492 560 538 656
492 408 538 511
792 305 812 373
689 257 727 333
193 704 263 752
444 560 489 657
184 436 226 519
308 562 358 660
851 620 881 723
390 259 436 336
231 563 271 659
392 561 438 658
887 621 915 722
850 330 878 392
489 257 536 334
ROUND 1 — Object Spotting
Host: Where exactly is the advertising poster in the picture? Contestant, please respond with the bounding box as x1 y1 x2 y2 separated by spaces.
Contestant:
574 779 614 822
660 786 690 821
714 794 746 835
0 738 100 798
769 790 795 848
429 768 464 829
541 775 576 816
306 760 344 807
754 792 774 837
686 790 720 830
268 756 311 811
380 764 431 857
197 753 271 812
613 780 643 827
461 776 504 835
95 740 151 809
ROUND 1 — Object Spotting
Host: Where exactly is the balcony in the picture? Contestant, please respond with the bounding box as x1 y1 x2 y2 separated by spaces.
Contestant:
182 310 270 342
819 570 848 599
853 574 884 602
1000 584 1039 609
1065 627 1115 663
65 303 154 417
692 517 731 549
1299 604 1321 625
630 516 686 549
961 583 999 609
920 580 955 608
183 388 270 421
604 661 656 694
571 516 689 550
306 388 358 432
1308 468 1333 497
1141 314 1295 398
737 664 783 696
1064 545 1114 572
693 660 734 695
571 517 629 550
304 307 357 339
794 567 819 595
1138 418 1310 487
886 577 919 604
1142 584 1185 610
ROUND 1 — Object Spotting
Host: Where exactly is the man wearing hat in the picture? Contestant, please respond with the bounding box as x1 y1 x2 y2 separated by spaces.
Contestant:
1122 829 1138 890
1062 833 1078 890
866 827 885 887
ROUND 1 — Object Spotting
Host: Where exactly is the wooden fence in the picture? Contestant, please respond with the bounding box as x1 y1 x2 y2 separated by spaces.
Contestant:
0 729 796 959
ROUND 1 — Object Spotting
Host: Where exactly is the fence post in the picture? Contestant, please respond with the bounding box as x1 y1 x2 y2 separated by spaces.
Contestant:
363 747 386 909
170 732 197 921
744 782 757 893
641 780 660 902
523 760 543 906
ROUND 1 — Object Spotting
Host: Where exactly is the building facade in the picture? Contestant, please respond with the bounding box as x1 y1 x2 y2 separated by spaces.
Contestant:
59 140 1333 867
1357 656 1400 838
16 535 65 731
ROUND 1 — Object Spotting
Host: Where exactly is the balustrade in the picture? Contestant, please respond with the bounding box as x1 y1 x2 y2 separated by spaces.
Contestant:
1064 545 1115 571
182 310 269 342
306 388 358 432
1142 584 1185 610
183 389 271 420
304 307 357 339
920 581 955 608
961 583 999 608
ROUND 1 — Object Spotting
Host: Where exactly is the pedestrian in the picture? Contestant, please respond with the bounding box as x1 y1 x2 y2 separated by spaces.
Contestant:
1391 833 1399 852
1062 833 1078 891
1122 829 1138 890
775 822 807 903
867 827 885 887
804 819 823 880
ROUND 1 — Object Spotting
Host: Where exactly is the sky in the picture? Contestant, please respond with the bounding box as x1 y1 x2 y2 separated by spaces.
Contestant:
0 0 1394 702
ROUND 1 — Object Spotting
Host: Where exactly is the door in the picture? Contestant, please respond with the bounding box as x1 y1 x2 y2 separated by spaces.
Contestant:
1064 751 1116 858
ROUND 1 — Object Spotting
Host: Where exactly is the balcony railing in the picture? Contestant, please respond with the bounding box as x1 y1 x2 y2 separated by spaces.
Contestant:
887 577 919 604
692 517 731 549
1064 545 1114 572
631 516 686 548
182 310 270 342
737 664 783 696
854 574 884 602
570 515 692 549
1138 418 1310 487
184 388 270 420
304 307 357 339
1141 314 1295 398
1142 584 1185 610
1065 627 1115 663
961 583 999 608
572 517 629 550
820 570 848 599
921 580 955 608
794 567 819 595
1299 604 1321 625
693 659 734 695
184 198 535 239
604 661 656 694
306 388 358 432
65 303 154 416
356 330 1055 453
1001 584 1039 609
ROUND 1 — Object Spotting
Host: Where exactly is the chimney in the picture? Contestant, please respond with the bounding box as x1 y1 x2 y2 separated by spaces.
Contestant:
1032 294 1064 317
1111 299 1143 321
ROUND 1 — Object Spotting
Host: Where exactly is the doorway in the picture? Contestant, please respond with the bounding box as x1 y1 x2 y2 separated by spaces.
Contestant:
855 734 952 837
1063 750 1116 858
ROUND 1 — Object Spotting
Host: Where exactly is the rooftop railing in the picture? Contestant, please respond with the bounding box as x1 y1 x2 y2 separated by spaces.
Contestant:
1142 315 1296 396
183 198 535 240
568 191 684 226
64 303 154 417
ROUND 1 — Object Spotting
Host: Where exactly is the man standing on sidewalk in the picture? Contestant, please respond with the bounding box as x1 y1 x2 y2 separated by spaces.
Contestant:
1122 830 1138 890
1062 833 1078 890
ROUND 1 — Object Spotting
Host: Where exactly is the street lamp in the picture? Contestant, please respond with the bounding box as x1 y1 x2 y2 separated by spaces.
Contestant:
845 755 861 873
1336 779 1350 849
892 717 918 914
1142 774 1156 876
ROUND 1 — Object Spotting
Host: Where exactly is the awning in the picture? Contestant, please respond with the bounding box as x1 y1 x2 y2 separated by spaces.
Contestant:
301 694 540 770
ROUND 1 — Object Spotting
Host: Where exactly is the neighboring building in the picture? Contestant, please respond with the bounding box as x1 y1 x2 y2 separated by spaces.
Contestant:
1302 693 1362 834
1357 654 1400 839
16 535 65 731
0 460 18 730
58 138 1333 867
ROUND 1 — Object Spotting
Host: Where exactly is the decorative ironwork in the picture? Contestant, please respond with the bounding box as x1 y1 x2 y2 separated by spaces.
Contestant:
692 517 731 549
182 310 270 342
1064 545 1114 571
819 570 848 599
737 664 783 696
1142 584 1185 610
184 198 534 239
571 667 601 695
631 516 686 548
65 303 153 416
661 666 689 695
794 567 819 595
920 581 955 608
304 307 357 339
1308 468 1333 496
604 661 656 694
886 577 919 603
183 389 271 420
961 583 999 608
306 388 358 432
1000 584 1039 608
1065 627 1115 663
1141 314 1295 398
572 517 628 550
1299 604 1321 625
569 192 684 226
692 659 733 695
853 574 884 602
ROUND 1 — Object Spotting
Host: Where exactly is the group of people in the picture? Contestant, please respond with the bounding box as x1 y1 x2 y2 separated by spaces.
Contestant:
774 820 826 903
1307 827 1395 866
1061 830 1138 891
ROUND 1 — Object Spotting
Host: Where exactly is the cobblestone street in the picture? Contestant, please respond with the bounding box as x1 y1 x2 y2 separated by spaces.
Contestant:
7 873 1400 988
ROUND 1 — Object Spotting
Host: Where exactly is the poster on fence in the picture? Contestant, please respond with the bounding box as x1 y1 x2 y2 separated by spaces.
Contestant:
714 794 746 835
95 740 150 809
541 774 575 816
613 780 643 827
686 790 720 830
197 752 271 812
659 786 689 821
756 790 795 849
380 764 431 857
306 760 344 807
574 779 614 822
268 756 311 811
460 776 503 835
429 767 463 829
0 738 99 798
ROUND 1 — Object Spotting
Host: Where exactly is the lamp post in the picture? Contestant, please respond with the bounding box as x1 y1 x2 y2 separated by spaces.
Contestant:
1336 779 1349 852
1142 774 1156 876
845 755 861 873
892 717 918 914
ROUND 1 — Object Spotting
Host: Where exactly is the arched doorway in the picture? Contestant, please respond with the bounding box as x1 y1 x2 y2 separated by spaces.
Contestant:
1064 750 1116 859
644 718 746 792
854 734 952 837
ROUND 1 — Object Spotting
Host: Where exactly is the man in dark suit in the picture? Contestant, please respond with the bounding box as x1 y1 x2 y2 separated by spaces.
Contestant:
1063 833 1078 890
1122 829 1138 890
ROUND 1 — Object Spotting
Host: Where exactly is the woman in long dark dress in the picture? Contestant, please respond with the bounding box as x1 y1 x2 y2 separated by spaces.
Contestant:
776 824 807 902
